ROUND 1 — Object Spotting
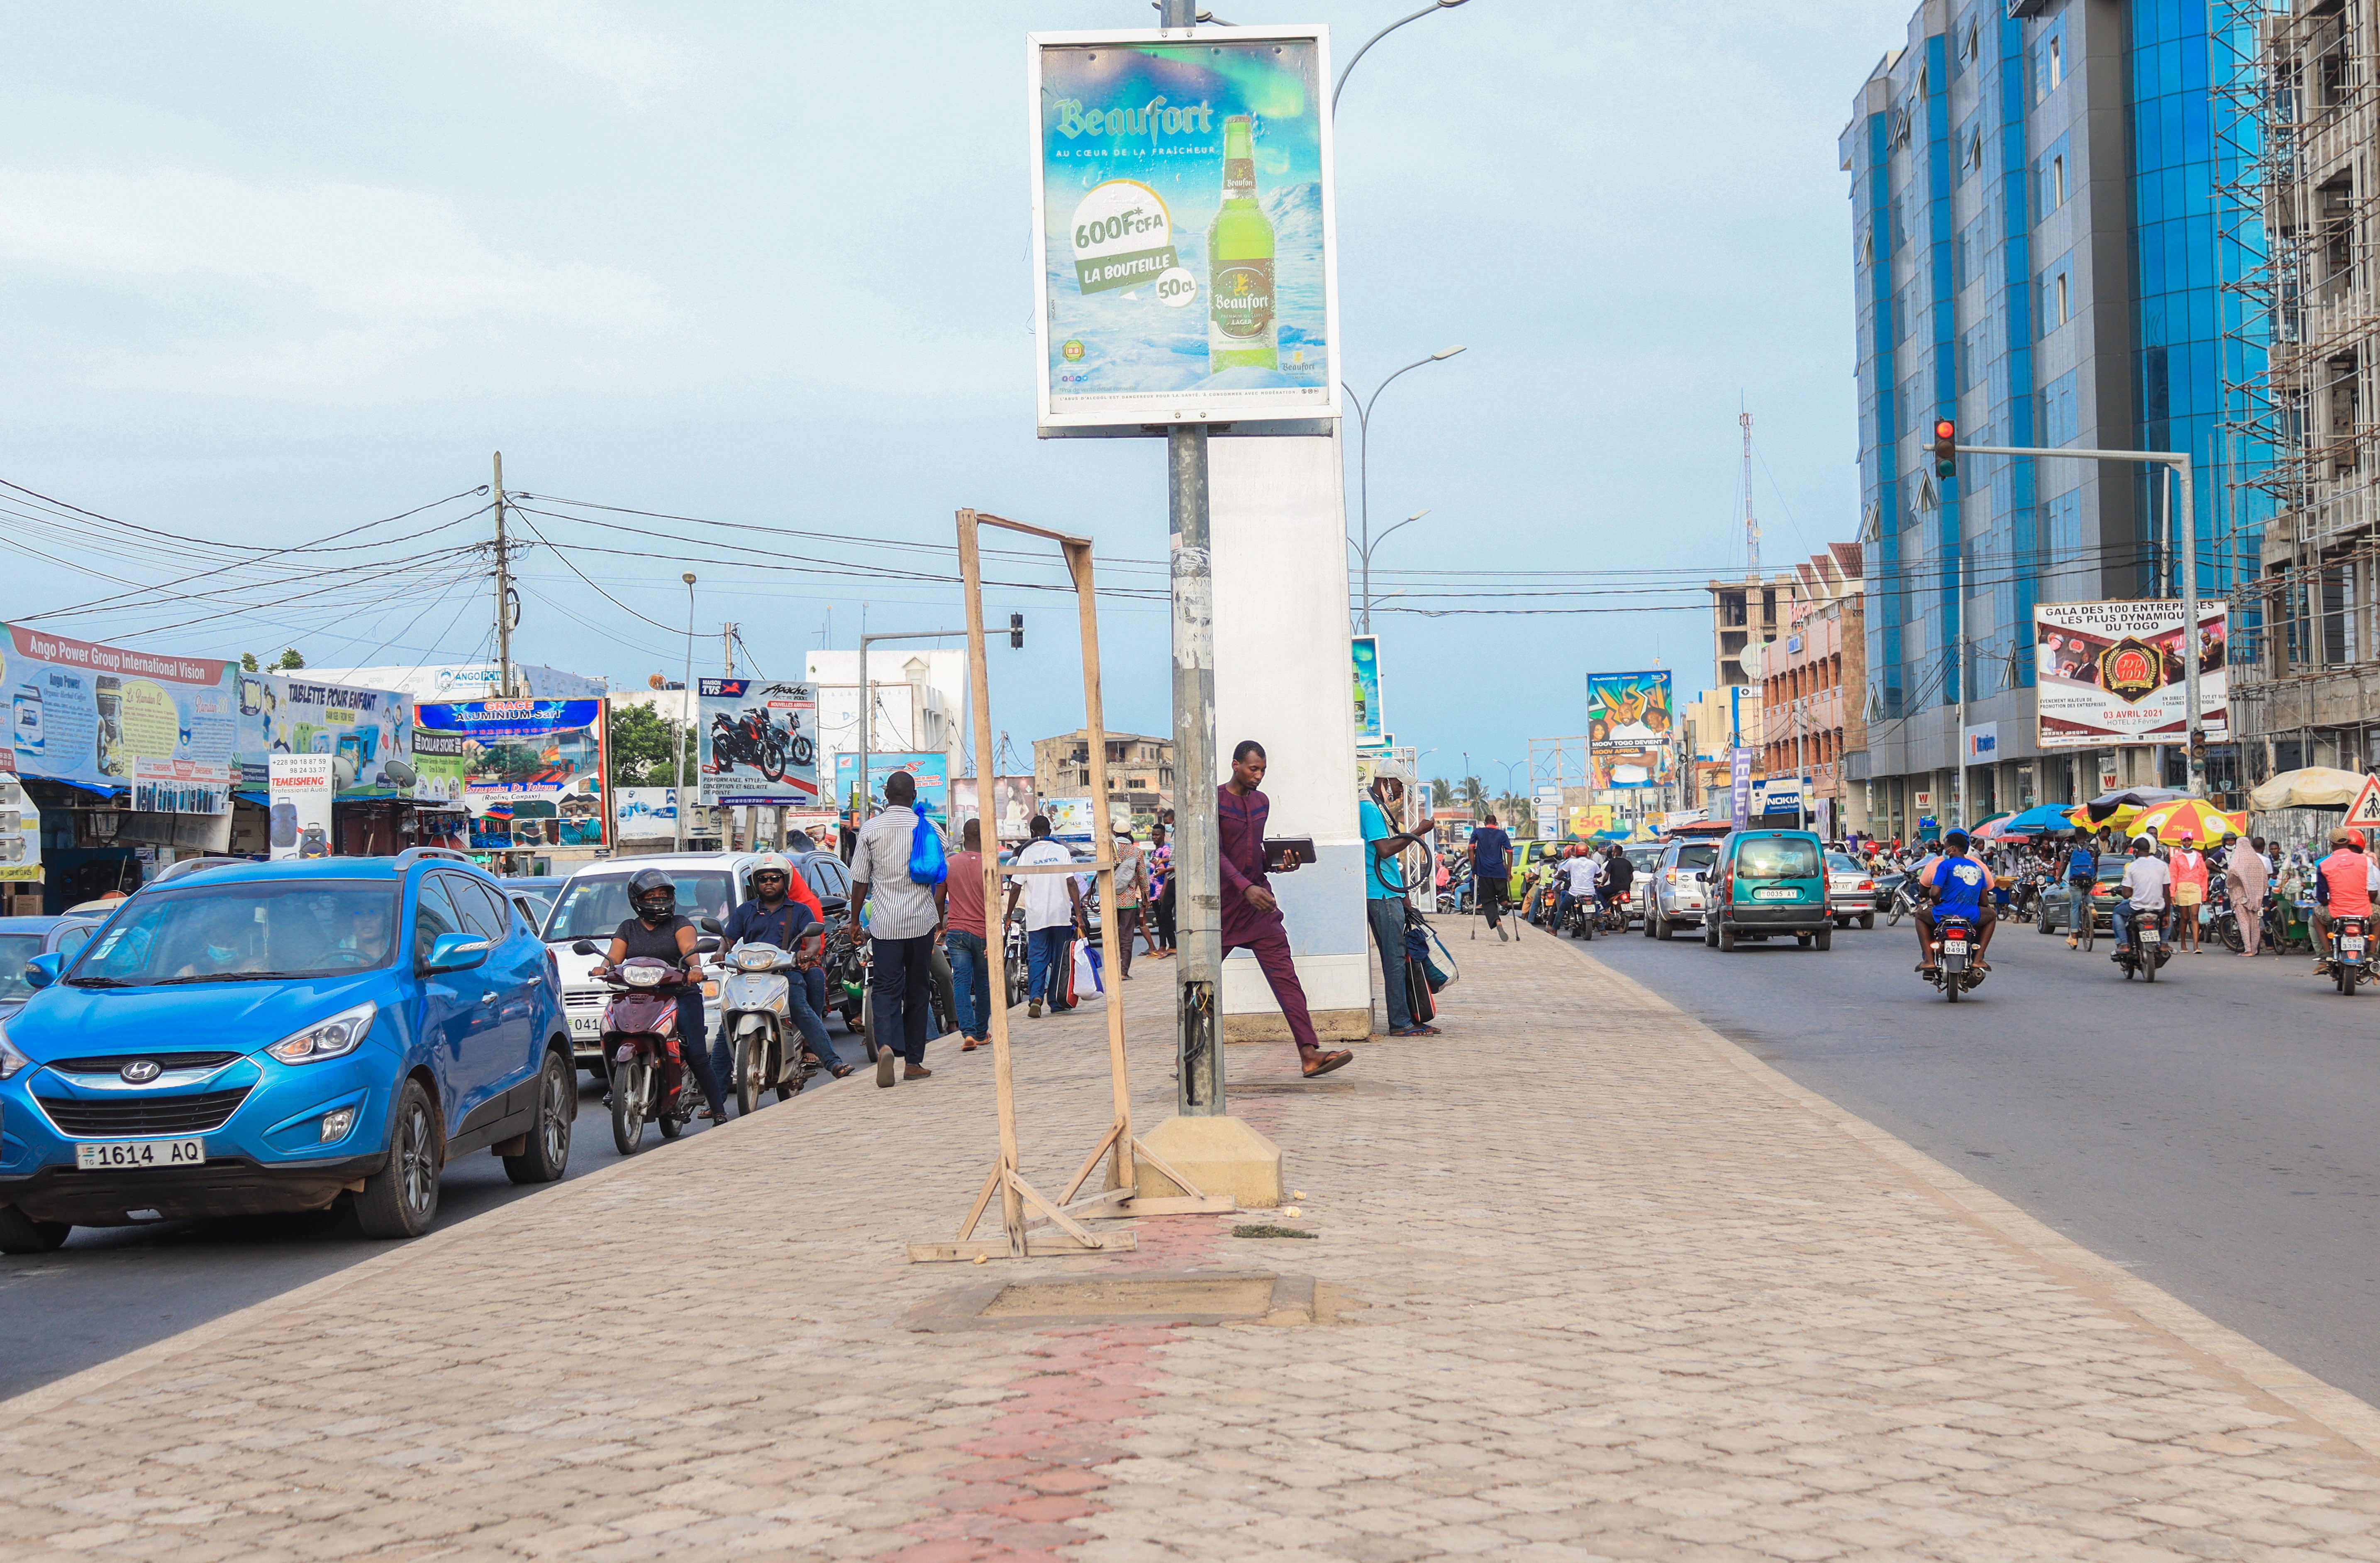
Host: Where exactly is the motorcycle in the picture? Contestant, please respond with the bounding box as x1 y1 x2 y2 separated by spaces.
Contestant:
1002 911 1030 1010
717 940 815 1114
710 708 794 782
2324 911 2370 994
1921 911 1985 1001
571 950 697 1153
1883 876 1923 926
1557 891 1595 941
2114 903 2170 982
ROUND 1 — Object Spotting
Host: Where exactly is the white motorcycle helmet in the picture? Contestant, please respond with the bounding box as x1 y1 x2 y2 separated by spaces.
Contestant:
749 852 795 892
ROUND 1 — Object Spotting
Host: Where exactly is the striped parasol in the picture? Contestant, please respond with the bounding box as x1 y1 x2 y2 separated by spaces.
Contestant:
2128 797 2249 845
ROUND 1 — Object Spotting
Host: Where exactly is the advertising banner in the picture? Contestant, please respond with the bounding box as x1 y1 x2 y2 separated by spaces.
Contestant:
3 623 237 796
0 761 40 882
267 754 336 860
413 699 607 847
1587 671 1675 745
1029 26 1339 429
1350 635 1381 744
2035 601 2227 749
953 775 1038 840
832 751 951 817
237 673 412 797
406 730 469 810
133 758 233 816
1729 747 1753 823
613 786 680 838
697 677 819 806
1592 747 1675 789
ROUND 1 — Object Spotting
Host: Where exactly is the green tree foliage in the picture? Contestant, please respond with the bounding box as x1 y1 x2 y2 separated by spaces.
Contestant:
241 649 305 672
607 703 696 789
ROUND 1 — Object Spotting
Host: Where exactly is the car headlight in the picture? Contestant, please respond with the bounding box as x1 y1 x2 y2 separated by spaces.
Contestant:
0 1018 26 1081
264 1001 376 1065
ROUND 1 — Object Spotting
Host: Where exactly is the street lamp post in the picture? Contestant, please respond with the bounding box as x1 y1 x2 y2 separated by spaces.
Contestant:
675 572 697 852
1333 0 1472 110
853 627 972 830
1345 348 1463 633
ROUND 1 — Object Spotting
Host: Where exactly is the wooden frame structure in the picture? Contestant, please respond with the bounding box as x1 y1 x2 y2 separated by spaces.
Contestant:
907 509 1231 1263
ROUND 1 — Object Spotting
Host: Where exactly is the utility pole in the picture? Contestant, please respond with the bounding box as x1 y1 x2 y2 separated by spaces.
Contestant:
1740 406 1760 582
723 623 736 677
676 573 696 852
493 452 514 699
1954 547 1968 830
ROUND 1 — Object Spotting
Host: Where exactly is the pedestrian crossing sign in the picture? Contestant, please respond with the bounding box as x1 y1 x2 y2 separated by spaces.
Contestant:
2348 774 2380 829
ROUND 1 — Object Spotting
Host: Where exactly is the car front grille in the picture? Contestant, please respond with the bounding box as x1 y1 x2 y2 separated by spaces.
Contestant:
563 990 605 1014
36 1088 252 1136
47 1052 244 1077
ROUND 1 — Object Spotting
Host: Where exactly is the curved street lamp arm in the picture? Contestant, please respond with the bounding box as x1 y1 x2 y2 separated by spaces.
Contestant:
1333 2 1459 112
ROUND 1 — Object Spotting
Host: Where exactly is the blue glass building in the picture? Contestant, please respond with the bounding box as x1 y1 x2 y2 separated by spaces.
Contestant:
1842 0 2267 835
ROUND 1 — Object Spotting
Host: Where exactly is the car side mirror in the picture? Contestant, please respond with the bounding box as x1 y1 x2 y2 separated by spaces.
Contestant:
695 936 722 953
424 931 492 974
699 917 722 935
24 952 63 990
570 939 599 956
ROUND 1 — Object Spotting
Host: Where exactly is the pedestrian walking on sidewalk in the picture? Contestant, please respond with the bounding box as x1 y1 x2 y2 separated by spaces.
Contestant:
1470 812 1512 938
847 769 940 1086
1361 764 1439 1038
2226 833 2270 957
1145 823 1175 957
1219 740 1356 1077
1014 815 1080 1017
1110 828 1145 980
941 818 993 1052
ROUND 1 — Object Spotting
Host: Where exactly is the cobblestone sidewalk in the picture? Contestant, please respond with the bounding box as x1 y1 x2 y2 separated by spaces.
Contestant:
5 933 2380 1561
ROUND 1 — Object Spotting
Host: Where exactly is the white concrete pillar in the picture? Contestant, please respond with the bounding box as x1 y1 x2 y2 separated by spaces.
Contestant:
1210 430 1370 1043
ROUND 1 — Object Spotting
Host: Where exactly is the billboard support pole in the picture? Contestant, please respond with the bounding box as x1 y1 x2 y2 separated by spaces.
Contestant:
1958 443 2203 798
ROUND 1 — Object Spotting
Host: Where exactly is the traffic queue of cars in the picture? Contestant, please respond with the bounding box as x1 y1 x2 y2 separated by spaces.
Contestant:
1513 826 1875 954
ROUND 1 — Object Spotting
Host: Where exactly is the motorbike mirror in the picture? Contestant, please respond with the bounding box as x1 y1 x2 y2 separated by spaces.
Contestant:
570 939 598 955
695 936 722 953
699 916 722 935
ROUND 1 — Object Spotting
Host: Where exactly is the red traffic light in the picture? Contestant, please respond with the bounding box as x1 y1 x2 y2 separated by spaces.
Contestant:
1932 417 1957 479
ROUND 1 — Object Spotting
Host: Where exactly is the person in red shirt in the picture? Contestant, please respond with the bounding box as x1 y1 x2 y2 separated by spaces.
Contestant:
937 818 994 1052
2312 826 2380 972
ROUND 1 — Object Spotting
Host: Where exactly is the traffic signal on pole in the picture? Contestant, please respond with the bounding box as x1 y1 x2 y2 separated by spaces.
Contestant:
1008 612 1024 649
1933 417 1958 479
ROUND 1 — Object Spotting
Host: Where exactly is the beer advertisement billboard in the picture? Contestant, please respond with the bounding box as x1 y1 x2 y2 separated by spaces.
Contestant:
1028 26 1340 430
2034 601 2227 749
697 677 819 807
1350 635 1381 743
1586 671 1675 746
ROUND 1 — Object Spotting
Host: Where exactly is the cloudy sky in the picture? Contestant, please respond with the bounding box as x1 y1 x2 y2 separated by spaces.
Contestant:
1 0 1911 788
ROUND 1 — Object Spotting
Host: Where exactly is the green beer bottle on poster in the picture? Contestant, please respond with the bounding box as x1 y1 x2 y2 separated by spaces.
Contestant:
1207 114 1278 372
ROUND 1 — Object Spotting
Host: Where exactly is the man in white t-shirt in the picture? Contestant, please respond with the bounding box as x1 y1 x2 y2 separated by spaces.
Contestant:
1557 849 1601 929
1010 814 1080 1018
2111 837 2172 955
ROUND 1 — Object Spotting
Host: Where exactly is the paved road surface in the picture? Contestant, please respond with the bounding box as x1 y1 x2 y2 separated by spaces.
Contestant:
1564 901 2380 1407
0 1065 861 1401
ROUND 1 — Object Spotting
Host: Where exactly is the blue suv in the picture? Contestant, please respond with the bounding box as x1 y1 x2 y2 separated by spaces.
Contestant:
0 848 574 1251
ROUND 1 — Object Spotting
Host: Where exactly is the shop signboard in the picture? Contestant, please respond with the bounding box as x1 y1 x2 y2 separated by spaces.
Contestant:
2034 601 2228 749
406 730 469 810
267 754 336 860
132 758 233 816
1029 25 1339 430
0 757 39 882
697 677 819 806
953 775 1038 840
1729 747 1753 823
1350 635 1381 743
2 622 237 795
413 699 608 848
237 673 413 797
832 751 951 817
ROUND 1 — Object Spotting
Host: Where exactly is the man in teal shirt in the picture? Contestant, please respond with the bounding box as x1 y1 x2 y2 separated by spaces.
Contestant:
1362 768 1439 1038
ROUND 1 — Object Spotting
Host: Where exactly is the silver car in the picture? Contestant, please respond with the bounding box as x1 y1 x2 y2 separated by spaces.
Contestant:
1645 839 1721 940
1825 851 1880 929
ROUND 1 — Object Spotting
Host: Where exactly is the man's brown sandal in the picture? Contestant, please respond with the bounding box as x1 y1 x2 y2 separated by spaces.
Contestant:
1301 1049 1354 1078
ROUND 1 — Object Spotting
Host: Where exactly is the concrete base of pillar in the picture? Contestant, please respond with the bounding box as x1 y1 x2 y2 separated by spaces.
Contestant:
1222 1007 1371 1044
1136 1114 1283 1207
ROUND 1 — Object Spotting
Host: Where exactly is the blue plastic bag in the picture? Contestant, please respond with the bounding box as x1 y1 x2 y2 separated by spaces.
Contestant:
909 803 947 887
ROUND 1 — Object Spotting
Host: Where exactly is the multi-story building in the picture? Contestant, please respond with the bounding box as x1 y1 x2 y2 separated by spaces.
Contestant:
1758 545 1870 838
1031 729 1175 823
1707 571 1796 689
1843 1 2265 838
2229 2 2380 782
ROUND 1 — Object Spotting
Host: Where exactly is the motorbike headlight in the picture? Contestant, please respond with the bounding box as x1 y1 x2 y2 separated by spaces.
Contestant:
624 965 665 988
0 1018 28 1081
737 948 775 971
265 1001 376 1065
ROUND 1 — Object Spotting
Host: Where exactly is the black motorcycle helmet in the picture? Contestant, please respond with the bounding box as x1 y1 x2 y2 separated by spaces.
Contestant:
629 868 677 925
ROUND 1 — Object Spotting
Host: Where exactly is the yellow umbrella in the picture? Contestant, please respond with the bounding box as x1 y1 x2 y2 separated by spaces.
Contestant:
2130 798 2247 845
2068 803 2143 834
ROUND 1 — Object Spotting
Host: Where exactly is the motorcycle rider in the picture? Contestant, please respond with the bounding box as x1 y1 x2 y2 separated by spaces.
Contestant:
594 868 727 1122
1558 845 1601 932
1913 829 1993 973
1600 842 1636 925
2110 835 2172 962
2310 826 2380 974
719 853 853 1084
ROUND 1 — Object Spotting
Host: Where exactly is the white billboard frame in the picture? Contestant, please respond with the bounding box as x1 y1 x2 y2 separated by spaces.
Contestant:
1026 24 1343 435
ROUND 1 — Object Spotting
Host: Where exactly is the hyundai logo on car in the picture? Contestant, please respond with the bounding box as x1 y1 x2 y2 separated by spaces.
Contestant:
118 1060 163 1084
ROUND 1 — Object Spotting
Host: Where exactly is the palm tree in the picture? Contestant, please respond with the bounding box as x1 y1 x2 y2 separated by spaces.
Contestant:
1427 775 1459 808
1460 776 1486 810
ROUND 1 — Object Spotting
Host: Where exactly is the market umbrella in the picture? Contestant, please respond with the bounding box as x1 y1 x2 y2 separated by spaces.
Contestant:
2002 803 2088 835
2068 802 2144 835
1968 813 2023 842
2130 797 2249 845
2078 786 2183 823
2247 766 2365 811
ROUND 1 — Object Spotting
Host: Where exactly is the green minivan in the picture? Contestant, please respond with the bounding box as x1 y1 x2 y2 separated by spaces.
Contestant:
1701 828 1833 952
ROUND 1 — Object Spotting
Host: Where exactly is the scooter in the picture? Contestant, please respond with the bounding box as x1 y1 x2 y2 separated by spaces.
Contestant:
2114 904 2171 982
717 940 813 1114
571 950 697 1153
2324 911 2369 994
1921 911 1986 1001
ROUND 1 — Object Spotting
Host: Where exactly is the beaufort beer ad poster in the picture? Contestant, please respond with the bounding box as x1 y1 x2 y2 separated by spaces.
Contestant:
1029 27 1339 428
2034 601 2228 748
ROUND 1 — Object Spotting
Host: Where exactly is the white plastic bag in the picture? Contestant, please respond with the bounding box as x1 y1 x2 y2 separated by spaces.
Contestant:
1072 941 1102 997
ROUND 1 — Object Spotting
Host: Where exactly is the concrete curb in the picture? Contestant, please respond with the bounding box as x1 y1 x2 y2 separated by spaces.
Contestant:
1558 934 2380 1468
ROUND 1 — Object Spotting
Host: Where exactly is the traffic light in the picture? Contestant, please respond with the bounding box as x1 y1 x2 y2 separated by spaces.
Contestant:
1932 417 1958 479
1008 611 1024 649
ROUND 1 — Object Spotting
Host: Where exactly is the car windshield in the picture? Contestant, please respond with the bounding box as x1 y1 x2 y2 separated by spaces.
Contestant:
1826 852 1862 873
0 933 44 1003
1676 845 1717 871
545 872 733 941
68 881 399 986
1736 837 1822 880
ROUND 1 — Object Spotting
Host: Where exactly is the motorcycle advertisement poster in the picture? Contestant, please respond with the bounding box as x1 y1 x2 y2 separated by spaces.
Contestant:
2034 601 2227 748
3 621 239 796
698 678 818 807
